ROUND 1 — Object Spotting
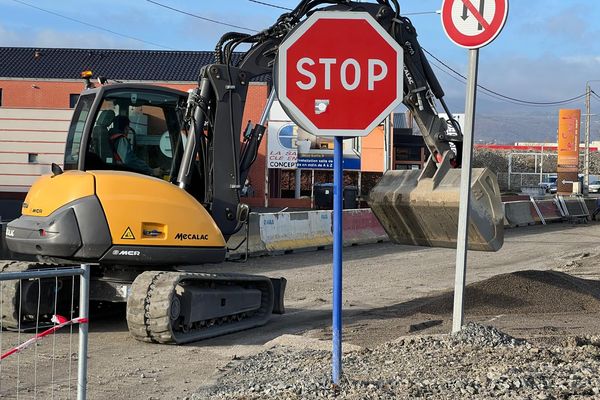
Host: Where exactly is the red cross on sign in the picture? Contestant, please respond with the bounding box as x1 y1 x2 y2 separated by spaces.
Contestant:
441 0 508 49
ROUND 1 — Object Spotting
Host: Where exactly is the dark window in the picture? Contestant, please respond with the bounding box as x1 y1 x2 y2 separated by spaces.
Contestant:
69 93 79 108
0 88 3 106
395 146 422 161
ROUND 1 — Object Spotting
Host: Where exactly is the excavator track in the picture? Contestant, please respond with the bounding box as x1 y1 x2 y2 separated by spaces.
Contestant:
0 260 27 329
0 260 74 331
127 271 275 344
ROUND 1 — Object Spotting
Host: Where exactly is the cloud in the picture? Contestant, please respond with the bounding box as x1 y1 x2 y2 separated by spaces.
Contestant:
432 52 600 113
540 5 591 40
515 3 600 55
0 23 143 48
424 50 600 142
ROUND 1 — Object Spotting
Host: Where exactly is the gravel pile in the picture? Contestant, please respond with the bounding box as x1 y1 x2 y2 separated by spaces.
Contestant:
195 323 600 399
417 270 600 316
449 322 525 348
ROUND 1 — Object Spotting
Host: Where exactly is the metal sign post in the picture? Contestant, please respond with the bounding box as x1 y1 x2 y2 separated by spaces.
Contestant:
452 49 478 333
441 0 508 333
332 135 343 384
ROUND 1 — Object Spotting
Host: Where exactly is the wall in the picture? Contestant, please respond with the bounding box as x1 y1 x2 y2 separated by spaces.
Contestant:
0 107 72 193
360 125 385 173
0 80 84 108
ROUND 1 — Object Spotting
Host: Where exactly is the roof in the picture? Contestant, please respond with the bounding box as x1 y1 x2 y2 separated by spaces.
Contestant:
0 47 267 82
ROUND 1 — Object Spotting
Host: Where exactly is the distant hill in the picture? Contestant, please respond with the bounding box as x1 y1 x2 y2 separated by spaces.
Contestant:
474 111 559 144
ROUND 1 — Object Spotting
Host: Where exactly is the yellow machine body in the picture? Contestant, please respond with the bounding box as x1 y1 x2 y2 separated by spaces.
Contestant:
9 170 226 264
92 171 225 248
22 171 95 217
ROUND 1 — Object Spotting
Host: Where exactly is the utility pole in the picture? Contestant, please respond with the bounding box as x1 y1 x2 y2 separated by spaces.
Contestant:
584 80 600 193
584 83 591 194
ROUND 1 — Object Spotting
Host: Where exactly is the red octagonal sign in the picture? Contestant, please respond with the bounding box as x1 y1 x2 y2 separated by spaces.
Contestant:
276 11 403 137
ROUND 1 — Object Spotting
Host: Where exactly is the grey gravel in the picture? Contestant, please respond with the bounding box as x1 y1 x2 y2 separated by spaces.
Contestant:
194 323 600 399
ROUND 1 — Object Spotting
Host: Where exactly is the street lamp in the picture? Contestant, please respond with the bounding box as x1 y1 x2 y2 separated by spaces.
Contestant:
584 80 600 194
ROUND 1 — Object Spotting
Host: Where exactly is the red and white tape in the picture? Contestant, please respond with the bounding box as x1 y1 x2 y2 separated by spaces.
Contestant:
1 315 88 361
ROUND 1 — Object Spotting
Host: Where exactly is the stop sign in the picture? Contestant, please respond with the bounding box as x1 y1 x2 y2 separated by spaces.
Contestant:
276 11 403 137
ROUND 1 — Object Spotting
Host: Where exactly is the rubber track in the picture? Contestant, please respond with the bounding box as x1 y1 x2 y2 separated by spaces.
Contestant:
0 260 48 329
126 271 274 345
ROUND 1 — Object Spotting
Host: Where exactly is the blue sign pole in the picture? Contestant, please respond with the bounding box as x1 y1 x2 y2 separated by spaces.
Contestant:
332 135 343 385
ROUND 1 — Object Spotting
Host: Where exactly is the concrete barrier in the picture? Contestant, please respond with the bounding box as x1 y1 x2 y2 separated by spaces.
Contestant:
342 209 388 246
584 198 598 216
557 196 590 221
531 199 563 223
259 210 333 252
504 201 536 227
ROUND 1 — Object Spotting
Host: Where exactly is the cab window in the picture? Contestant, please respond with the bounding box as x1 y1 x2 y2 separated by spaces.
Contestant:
86 90 182 178
64 94 95 170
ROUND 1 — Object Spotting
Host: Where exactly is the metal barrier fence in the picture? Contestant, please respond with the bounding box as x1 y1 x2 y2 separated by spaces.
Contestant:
0 264 90 399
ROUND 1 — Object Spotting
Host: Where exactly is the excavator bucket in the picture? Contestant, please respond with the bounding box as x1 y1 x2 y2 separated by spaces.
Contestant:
368 156 504 252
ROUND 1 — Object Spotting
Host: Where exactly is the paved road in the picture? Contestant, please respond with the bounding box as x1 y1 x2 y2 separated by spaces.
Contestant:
2 222 600 399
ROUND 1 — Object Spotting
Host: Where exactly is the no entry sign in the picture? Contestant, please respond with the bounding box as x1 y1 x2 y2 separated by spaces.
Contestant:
441 0 508 49
276 11 403 137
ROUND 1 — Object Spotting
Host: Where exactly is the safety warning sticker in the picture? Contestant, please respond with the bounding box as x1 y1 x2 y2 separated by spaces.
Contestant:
121 227 136 240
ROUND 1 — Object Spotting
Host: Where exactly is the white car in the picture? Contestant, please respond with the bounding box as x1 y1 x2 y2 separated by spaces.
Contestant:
589 180 600 193
539 178 557 194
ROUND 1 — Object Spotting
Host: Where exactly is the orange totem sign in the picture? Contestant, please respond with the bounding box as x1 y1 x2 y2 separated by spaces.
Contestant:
557 109 581 194
557 109 581 171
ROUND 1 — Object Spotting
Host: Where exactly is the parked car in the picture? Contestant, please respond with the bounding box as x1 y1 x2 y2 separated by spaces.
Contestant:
539 177 557 194
589 180 600 193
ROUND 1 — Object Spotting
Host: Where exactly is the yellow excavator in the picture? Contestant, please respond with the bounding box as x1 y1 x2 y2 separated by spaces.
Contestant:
3 0 503 344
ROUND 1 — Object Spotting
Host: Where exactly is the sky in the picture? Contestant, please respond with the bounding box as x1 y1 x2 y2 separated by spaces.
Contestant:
1 0 600 143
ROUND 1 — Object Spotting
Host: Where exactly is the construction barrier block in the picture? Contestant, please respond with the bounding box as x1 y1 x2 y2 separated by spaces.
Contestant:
561 197 590 219
504 201 536 228
259 211 333 252
532 199 563 223
584 198 598 216
528 201 543 223
342 209 388 246
503 204 511 228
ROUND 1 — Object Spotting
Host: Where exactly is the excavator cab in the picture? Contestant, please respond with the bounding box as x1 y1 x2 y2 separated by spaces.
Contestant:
64 84 187 181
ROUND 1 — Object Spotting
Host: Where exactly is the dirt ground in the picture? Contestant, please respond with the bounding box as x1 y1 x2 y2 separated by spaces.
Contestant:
1 222 600 399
